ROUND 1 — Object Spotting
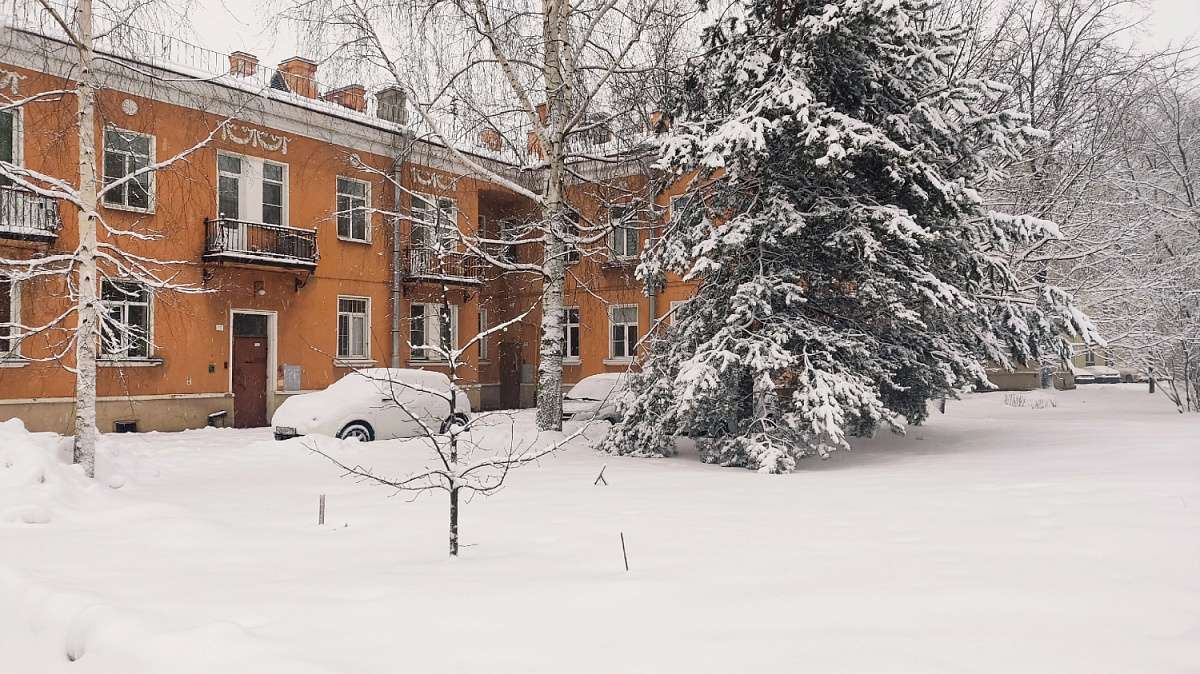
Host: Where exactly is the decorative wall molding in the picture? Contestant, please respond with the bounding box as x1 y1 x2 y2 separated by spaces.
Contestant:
410 166 456 192
0 69 26 95
220 122 290 155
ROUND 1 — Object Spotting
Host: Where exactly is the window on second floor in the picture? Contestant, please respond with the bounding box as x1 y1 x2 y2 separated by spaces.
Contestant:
336 177 370 241
0 110 16 187
217 152 288 226
609 206 638 259
103 129 153 211
100 280 151 359
411 194 458 251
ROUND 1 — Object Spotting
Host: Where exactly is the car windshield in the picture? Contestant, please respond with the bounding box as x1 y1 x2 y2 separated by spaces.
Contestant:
565 375 624 401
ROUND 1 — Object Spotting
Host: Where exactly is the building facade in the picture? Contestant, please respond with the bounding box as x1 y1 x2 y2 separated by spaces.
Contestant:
0 23 692 434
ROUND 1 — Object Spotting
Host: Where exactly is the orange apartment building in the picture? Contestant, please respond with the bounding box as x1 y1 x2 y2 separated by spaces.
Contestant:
0 23 696 434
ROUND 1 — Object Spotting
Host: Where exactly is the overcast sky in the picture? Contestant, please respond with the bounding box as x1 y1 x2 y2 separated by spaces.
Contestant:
192 0 1198 76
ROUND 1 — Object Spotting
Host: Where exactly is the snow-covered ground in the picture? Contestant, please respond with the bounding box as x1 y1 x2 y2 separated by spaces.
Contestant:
1 385 1198 672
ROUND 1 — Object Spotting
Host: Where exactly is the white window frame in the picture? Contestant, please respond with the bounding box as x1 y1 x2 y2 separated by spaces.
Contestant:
563 306 581 364
99 279 153 360
102 127 155 213
215 150 289 226
670 194 697 224
411 192 458 252
608 304 638 362
0 276 22 362
336 176 371 242
0 107 23 184
409 302 459 362
609 206 638 259
336 296 371 360
477 308 488 362
668 300 686 326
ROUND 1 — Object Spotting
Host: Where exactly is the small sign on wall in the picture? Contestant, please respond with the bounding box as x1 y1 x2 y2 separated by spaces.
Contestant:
283 365 302 392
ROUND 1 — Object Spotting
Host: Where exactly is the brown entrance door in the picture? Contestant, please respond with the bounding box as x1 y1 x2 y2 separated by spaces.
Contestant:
498 342 522 409
232 313 269 427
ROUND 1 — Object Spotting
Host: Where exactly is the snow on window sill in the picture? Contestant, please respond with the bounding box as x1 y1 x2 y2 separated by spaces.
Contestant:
337 235 371 245
407 360 451 368
334 358 376 368
0 356 30 368
98 358 163 368
602 358 633 366
562 357 582 366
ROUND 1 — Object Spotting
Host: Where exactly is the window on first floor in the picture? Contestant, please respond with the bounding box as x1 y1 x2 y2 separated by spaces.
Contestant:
409 302 459 361
337 297 369 359
0 277 18 357
336 177 370 241
668 300 686 326
1085 348 1096 367
564 307 580 360
100 280 151 359
609 305 638 360
103 128 154 211
478 308 488 361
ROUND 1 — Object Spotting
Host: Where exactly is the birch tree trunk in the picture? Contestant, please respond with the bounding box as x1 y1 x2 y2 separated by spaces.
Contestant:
534 0 568 431
72 0 100 478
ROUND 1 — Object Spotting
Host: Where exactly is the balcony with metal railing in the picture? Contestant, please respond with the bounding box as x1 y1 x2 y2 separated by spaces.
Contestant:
203 218 318 270
0 186 60 243
403 246 482 285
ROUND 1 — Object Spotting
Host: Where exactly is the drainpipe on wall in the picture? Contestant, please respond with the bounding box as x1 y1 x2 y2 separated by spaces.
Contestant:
392 136 414 368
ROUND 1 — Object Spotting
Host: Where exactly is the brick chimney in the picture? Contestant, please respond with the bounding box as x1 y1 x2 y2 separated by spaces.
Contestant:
229 51 258 77
649 110 671 134
480 128 502 152
527 130 543 159
322 84 366 112
277 57 318 99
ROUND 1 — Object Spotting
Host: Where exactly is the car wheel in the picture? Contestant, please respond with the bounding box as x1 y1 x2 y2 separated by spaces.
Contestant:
337 421 374 442
440 413 469 434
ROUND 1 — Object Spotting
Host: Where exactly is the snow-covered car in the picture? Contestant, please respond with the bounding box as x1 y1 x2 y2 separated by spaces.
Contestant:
272 368 470 441
1083 366 1121 384
562 373 628 422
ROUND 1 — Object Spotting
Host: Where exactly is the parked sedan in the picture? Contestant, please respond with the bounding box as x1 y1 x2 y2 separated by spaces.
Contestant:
273 368 470 442
562 373 628 422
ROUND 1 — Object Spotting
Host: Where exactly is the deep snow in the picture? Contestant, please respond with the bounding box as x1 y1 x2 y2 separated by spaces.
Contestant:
0 385 1197 672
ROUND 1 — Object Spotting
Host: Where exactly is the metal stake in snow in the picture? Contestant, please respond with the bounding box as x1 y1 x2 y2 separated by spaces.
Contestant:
319 495 325 526
620 532 629 572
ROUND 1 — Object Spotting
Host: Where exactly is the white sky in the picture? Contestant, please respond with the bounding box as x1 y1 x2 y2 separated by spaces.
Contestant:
189 0 1199 76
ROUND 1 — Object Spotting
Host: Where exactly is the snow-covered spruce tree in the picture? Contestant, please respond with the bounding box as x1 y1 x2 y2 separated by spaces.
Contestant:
602 0 1095 472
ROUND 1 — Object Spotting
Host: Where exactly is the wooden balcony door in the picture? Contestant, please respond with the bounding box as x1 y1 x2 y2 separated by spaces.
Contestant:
232 312 270 428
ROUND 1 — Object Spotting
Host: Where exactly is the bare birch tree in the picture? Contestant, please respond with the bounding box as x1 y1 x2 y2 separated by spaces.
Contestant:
283 0 695 431
307 292 588 556
1 1 233 476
